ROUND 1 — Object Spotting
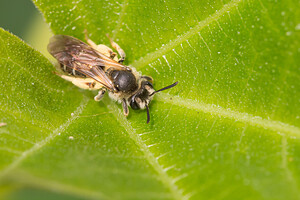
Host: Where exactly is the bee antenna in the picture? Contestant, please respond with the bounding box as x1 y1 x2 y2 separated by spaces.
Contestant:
150 81 178 97
146 105 150 124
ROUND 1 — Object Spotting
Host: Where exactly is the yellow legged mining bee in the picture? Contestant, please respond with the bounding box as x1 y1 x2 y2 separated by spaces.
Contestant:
47 33 177 123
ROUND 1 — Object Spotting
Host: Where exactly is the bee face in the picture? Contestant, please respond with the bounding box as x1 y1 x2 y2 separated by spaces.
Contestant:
129 81 155 110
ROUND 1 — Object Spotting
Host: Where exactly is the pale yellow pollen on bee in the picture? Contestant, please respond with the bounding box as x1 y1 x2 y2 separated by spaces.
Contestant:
145 85 151 90
136 97 142 104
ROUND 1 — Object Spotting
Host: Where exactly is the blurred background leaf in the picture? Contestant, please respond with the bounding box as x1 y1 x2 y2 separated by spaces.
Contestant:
0 0 300 199
0 0 37 39
0 0 52 57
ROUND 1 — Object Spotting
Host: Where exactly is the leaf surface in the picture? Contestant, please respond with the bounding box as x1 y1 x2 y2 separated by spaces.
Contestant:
1 0 300 199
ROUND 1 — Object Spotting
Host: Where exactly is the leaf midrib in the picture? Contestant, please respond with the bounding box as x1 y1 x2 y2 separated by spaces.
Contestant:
0 97 90 180
156 93 300 137
105 98 186 200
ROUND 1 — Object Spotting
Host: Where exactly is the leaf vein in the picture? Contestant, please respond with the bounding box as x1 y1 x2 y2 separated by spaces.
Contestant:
156 93 300 138
10 171 108 200
105 99 186 200
0 97 89 179
131 0 242 69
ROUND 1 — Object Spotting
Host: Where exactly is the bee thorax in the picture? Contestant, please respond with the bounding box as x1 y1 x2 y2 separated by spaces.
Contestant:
110 70 138 93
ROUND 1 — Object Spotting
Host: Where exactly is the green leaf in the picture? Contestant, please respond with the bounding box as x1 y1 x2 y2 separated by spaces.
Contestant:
1 0 300 199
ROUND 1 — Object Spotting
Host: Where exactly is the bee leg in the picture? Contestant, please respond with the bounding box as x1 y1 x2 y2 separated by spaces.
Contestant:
94 89 106 101
106 34 126 64
97 45 117 59
84 30 117 59
56 74 102 90
84 29 98 49
122 99 129 116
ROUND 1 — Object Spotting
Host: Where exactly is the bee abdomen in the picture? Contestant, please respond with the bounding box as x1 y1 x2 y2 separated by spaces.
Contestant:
59 64 86 78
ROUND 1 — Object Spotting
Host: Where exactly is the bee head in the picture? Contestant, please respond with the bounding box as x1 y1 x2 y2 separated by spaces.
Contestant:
129 80 178 123
129 81 154 110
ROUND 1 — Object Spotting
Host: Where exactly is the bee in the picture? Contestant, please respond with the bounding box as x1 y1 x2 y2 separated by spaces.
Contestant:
47 33 177 123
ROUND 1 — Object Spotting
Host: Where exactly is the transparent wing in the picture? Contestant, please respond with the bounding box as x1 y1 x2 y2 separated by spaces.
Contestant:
48 35 126 91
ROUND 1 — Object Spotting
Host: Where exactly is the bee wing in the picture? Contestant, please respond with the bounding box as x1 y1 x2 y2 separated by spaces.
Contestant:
48 35 126 68
48 35 125 91
71 62 115 91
